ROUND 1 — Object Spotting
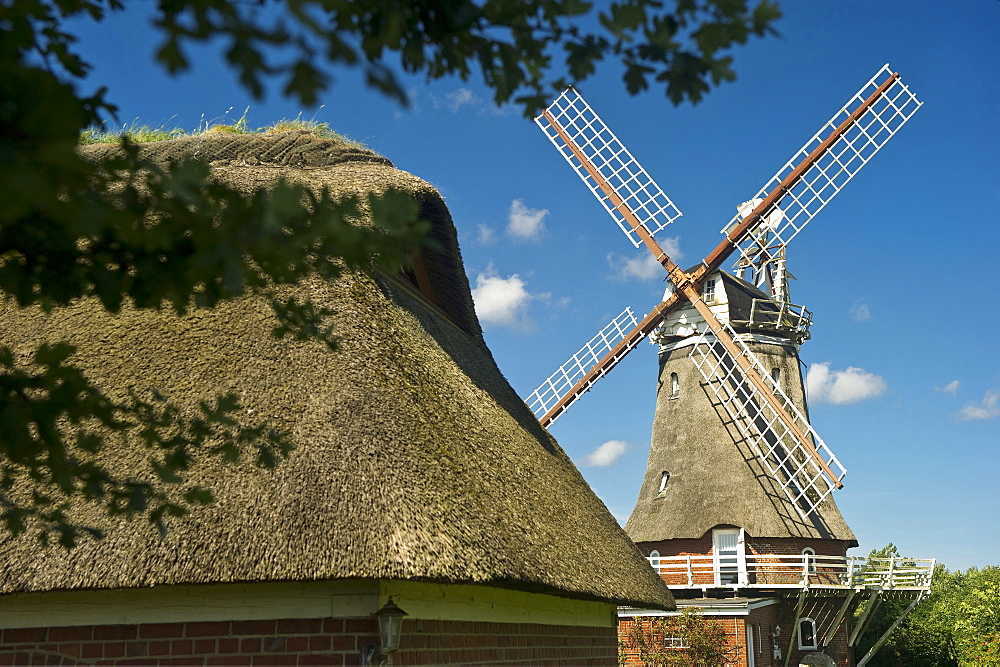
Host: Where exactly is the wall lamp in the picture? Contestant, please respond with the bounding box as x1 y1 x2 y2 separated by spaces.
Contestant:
362 597 408 666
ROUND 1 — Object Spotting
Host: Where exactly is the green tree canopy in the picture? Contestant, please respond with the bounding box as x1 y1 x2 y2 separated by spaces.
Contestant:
856 545 1000 666
0 0 780 546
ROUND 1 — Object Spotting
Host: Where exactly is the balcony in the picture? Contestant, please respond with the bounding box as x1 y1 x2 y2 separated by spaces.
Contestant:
730 298 813 342
647 554 934 592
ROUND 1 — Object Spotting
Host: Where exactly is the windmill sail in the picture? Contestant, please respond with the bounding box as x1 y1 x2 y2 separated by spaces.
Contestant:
723 64 922 270
686 321 847 518
527 307 640 420
527 66 920 437
536 87 682 247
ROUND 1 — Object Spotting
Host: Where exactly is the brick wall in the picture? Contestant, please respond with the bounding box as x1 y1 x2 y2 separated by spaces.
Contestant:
638 536 851 559
775 597 854 667
0 618 616 666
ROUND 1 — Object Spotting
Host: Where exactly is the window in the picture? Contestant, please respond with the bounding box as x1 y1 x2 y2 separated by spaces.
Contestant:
649 550 661 570
771 367 781 386
669 372 679 399
658 471 670 493
712 528 744 586
798 618 818 650
663 635 689 648
802 547 817 574
703 278 717 304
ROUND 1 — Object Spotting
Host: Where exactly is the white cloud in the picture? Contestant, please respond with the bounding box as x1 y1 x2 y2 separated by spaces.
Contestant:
806 362 887 405
607 252 662 281
476 224 496 245
470 264 546 330
959 391 1000 421
658 236 684 261
606 237 681 281
584 440 629 467
936 379 960 395
444 87 476 113
506 199 548 241
850 299 873 322
429 87 511 116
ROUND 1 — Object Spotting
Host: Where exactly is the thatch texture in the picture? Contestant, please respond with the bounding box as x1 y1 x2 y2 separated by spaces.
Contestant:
0 132 673 610
626 276 856 544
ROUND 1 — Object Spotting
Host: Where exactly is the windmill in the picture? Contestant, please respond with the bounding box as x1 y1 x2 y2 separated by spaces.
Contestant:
527 65 933 666
527 64 921 519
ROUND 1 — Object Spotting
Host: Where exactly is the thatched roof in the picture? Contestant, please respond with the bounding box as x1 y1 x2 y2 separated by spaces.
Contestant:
0 131 673 610
626 335 856 544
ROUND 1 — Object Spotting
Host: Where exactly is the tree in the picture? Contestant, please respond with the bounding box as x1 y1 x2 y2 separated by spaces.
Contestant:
620 607 737 666
855 545 1000 666
0 0 781 546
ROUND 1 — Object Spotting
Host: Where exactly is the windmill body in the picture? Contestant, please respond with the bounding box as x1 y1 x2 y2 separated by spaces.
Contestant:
627 269 855 548
624 271 860 666
528 66 935 666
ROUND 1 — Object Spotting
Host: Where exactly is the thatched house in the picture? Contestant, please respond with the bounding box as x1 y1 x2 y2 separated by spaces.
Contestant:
0 131 673 665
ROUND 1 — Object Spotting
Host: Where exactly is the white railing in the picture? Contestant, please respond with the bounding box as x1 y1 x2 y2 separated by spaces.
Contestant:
646 554 934 591
730 298 813 340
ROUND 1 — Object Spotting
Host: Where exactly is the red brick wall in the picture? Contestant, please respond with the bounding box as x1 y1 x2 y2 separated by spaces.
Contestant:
775 597 854 667
620 599 857 667
639 536 851 559
0 618 616 666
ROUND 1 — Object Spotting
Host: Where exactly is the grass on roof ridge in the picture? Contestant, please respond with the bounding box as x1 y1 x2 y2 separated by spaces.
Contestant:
80 115 367 150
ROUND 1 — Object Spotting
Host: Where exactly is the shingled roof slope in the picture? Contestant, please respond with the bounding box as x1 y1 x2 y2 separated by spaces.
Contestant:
0 132 673 610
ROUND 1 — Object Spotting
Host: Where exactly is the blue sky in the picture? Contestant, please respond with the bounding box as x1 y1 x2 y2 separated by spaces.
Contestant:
67 1 998 570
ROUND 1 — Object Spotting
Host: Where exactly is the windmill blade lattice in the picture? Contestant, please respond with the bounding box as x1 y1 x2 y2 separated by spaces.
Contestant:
527 307 640 419
536 87 683 248
724 64 922 270
687 321 847 518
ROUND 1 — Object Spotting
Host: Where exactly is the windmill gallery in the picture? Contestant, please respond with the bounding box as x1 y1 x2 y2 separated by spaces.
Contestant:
0 67 931 665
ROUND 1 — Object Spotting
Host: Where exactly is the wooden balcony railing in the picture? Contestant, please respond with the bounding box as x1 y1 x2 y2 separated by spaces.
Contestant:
647 554 934 591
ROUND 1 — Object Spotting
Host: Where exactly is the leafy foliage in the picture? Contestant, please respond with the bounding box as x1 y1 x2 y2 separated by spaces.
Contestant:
856 545 1000 666
0 0 780 545
620 607 736 666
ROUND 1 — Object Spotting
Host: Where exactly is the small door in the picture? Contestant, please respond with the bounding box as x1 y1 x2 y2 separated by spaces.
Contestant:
713 528 746 585
746 624 756 667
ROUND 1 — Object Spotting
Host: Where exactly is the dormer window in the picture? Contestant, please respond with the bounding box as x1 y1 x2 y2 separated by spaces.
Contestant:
703 278 717 304
771 367 781 386
397 254 439 306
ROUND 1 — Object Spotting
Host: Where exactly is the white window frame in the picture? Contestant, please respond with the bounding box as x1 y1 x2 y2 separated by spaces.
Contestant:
802 547 817 574
649 549 661 570
797 618 818 651
712 527 747 586
703 278 717 304
669 372 680 399
658 471 670 494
